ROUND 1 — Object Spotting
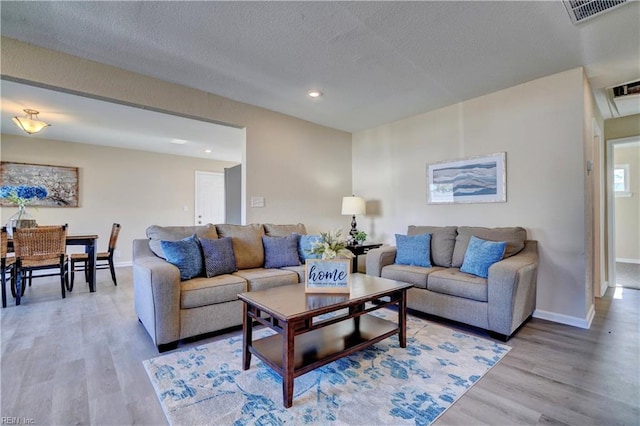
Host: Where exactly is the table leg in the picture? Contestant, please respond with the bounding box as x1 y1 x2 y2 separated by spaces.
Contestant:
283 321 294 408
242 303 252 370
87 240 97 292
399 289 407 348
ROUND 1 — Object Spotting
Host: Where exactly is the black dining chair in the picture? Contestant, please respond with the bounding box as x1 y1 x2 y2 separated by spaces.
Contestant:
70 223 120 289
12 225 69 305
1 227 16 308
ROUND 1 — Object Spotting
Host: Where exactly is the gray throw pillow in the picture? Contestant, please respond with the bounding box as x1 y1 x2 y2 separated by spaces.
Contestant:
200 237 237 277
262 234 301 268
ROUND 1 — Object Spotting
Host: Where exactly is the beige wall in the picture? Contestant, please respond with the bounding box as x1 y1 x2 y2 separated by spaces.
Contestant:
353 68 596 324
614 144 640 262
0 134 238 263
605 114 640 140
1 38 353 241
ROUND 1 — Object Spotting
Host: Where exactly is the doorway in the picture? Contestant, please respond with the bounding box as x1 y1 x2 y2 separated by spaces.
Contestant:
195 171 225 225
606 136 640 290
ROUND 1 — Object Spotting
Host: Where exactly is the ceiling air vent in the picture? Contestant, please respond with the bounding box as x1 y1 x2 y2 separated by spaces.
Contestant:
610 80 640 117
563 0 628 24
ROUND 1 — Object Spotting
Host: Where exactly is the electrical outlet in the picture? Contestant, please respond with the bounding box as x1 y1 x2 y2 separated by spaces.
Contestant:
115 250 122 258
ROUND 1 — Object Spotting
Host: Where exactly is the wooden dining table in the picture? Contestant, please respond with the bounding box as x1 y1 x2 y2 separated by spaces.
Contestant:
8 234 99 293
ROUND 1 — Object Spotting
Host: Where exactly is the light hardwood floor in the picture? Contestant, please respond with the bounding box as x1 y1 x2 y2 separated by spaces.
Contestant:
1 268 638 425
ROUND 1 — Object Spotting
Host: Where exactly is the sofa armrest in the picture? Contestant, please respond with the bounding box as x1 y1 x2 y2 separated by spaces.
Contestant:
133 239 182 347
365 246 397 277
487 240 538 336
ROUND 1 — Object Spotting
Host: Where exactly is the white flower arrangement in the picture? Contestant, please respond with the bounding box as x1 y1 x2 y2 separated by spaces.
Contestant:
307 229 354 260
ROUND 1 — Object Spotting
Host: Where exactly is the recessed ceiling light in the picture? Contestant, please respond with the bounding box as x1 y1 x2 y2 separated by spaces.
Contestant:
204 149 212 153
170 138 187 145
307 89 323 98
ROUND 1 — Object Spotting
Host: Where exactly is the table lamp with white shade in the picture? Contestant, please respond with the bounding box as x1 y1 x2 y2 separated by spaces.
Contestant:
341 195 366 239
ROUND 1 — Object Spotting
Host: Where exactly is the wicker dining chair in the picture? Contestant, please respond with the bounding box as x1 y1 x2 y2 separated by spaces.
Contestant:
70 223 120 288
1 227 16 308
12 225 68 305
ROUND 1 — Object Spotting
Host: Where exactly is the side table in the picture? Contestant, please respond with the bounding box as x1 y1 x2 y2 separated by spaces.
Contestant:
346 243 383 273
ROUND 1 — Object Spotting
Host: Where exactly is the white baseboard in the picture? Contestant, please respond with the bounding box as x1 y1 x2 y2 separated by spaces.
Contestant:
616 258 640 264
533 304 595 329
115 261 132 268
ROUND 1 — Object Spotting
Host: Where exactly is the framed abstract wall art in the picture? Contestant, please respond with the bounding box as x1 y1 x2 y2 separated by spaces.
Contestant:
427 152 506 204
0 162 79 207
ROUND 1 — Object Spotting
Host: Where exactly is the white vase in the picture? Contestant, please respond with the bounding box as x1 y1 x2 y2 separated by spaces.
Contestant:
6 206 37 237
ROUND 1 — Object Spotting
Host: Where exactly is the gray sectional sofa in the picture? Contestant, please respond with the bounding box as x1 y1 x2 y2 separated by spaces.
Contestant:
133 223 308 352
366 226 538 340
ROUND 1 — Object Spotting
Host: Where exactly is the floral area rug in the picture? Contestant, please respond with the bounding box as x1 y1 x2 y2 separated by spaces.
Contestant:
143 309 510 425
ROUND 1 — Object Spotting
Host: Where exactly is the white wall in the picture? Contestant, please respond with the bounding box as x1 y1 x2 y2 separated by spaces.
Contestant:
1 38 353 237
353 68 594 325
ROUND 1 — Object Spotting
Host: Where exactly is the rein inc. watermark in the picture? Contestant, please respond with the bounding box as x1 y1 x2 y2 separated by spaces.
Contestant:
1 418 35 425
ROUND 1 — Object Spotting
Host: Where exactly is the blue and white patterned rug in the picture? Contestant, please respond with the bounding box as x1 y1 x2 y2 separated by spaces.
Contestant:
143 310 510 425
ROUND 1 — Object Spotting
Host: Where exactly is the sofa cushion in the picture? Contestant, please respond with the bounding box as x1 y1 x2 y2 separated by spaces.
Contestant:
381 264 445 289
408 226 458 267
427 268 488 302
215 224 265 269
395 233 432 267
263 223 307 237
147 224 218 259
180 275 248 309
200 237 237 277
460 236 507 278
233 268 299 292
298 234 322 262
280 265 306 283
160 235 203 281
451 226 526 267
262 234 301 268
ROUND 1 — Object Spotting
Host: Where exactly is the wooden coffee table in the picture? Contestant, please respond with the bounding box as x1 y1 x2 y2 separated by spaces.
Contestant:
238 273 412 408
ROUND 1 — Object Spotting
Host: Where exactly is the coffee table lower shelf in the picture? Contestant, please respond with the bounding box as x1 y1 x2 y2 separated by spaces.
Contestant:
250 313 397 379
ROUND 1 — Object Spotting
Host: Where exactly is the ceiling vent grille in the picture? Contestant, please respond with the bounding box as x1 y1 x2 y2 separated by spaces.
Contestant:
563 0 628 24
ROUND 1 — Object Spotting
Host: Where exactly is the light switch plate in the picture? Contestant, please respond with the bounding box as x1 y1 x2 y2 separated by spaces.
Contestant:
251 196 265 208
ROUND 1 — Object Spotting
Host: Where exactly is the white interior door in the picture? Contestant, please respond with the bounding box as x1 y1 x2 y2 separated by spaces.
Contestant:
195 171 225 225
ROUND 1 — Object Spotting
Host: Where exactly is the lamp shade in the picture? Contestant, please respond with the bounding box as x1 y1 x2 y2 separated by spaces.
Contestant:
341 196 366 215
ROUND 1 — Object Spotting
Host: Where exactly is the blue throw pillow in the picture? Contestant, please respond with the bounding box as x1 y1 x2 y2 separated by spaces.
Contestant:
395 233 432 267
460 236 507 278
160 234 203 280
263 234 301 268
298 234 322 262
200 237 237 277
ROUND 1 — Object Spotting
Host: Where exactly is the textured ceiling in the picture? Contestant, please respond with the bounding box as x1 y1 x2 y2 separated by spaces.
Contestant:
1 1 639 133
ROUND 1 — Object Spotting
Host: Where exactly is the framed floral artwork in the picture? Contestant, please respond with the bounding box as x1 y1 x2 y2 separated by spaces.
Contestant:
0 162 79 207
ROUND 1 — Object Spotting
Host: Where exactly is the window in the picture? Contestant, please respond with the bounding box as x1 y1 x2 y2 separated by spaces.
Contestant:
614 164 631 197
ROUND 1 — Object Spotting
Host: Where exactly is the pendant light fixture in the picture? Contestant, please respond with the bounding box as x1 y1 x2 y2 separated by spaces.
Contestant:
12 109 51 135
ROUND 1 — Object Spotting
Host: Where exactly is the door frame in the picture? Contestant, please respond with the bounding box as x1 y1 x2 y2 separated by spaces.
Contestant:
605 135 640 291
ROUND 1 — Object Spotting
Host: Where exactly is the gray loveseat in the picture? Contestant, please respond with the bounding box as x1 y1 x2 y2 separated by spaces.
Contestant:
366 226 538 340
133 223 308 352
